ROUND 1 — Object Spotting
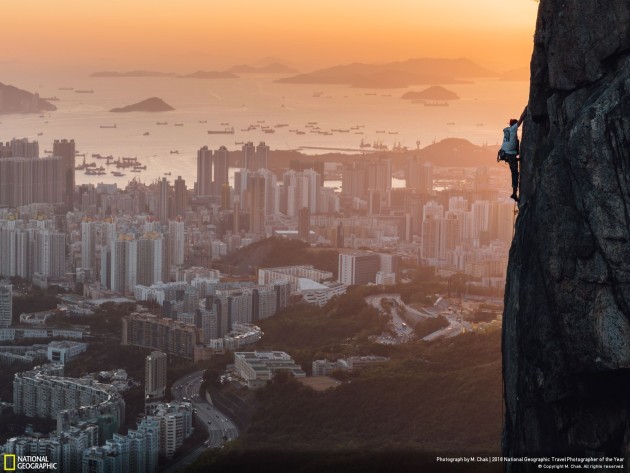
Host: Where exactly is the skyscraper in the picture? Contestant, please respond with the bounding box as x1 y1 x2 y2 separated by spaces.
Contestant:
158 178 170 222
213 146 229 196
111 236 138 294
0 283 12 327
173 176 187 217
242 142 256 171
246 174 266 235
196 146 213 196
256 141 269 170
137 234 164 286
341 163 367 198
10 138 39 158
169 220 185 267
145 351 167 401
81 220 97 271
0 156 63 207
35 231 66 279
367 157 391 193
282 169 320 217
53 139 76 210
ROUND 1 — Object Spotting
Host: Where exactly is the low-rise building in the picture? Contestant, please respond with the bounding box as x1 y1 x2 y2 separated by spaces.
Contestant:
312 356 390 376
234 351 305 389
258 265 333 292
19 310 57 325
47 341 87 364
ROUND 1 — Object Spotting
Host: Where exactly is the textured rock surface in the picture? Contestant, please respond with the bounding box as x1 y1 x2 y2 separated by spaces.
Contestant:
503 0 630 469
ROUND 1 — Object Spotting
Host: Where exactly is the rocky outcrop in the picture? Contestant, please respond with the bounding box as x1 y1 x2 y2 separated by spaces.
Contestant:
503 1 630 469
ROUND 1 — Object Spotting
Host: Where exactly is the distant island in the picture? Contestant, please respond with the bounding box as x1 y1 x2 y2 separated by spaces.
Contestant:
178 71 238 79
225 63 298 74
90 71 176 78
352 71 463 89
0 83 57 114
110 97 174 113
401 85 460 101
276 58 496 88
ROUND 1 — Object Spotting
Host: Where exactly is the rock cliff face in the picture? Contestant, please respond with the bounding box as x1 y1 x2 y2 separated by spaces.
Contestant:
503 0 630 468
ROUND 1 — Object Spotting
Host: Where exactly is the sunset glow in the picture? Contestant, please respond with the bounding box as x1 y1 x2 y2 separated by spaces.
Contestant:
2 0 538 72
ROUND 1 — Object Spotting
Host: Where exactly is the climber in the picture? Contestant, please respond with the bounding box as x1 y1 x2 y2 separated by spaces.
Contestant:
498 107 527 202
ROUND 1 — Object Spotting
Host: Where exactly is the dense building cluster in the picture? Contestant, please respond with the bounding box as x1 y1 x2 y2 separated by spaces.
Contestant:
12 364 125 433
0 131 518 471
1 400 193 472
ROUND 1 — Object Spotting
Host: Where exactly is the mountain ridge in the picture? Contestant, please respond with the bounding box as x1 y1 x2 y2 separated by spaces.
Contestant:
276 57 496 88
0 83 56 114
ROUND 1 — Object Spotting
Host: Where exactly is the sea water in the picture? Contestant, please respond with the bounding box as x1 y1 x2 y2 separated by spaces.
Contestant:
0 73 528 187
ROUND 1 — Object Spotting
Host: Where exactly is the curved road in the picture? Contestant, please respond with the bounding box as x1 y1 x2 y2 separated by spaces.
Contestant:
162 370 239 473
366 293 472 341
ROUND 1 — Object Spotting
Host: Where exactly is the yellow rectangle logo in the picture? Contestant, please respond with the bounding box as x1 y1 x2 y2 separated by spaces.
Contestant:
3 454 16 471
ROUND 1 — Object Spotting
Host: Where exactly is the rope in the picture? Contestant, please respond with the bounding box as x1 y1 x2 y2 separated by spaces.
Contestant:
512 202 518 238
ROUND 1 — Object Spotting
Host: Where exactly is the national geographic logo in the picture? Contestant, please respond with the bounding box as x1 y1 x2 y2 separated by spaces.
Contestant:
3 455 15 471
2 454 57 471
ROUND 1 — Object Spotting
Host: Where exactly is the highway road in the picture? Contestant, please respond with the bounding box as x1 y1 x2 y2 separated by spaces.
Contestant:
162 370 239 473
366 293 471 342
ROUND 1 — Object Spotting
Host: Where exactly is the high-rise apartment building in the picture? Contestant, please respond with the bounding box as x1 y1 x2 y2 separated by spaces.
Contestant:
136 234 164 286
342 158 391 198
13 365 125 432
282 169 321 217
196 146 213 196
121 312 201 360
10 137 39 158
173 176 187 217
145 351 167 401
158 178 170 222
81 220 97 271
35 231 66 279
246 173 267 236
111 236 138 294
212 146 229 196
242 142 256 172
256 141 269 170
0 283 12 327
53 139 76 209
168 220 185 267
0 156 64 207
0 225 31 280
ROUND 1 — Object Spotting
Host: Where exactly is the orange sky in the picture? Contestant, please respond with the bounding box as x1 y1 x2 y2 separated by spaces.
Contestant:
1 0 538 73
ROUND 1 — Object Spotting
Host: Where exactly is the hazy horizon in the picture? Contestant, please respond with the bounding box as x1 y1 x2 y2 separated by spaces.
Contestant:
1 0 538 77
